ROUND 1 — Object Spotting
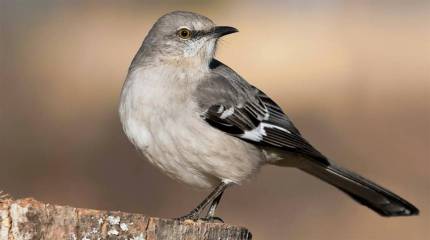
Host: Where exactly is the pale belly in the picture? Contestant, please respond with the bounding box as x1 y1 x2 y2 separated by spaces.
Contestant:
122 110 265 189
119 67 266 188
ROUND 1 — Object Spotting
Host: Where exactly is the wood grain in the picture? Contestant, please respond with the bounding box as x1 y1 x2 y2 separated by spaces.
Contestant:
0 198 252 240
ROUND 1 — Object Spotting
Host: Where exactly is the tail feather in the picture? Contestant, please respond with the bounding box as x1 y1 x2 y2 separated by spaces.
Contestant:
300 161 419 216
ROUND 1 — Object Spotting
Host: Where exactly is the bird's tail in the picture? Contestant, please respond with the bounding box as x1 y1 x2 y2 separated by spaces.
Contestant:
299 160 419 216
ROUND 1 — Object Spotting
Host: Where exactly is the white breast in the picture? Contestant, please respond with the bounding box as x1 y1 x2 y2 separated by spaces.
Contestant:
119 66 265 188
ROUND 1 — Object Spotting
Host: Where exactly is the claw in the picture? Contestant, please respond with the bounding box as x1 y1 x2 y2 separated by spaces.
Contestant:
174 213 224 223
174 211 200 221
201 216 224 223
173 182 230 223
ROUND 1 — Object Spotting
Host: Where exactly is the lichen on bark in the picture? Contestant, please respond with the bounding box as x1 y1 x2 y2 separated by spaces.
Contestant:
0 197 251 240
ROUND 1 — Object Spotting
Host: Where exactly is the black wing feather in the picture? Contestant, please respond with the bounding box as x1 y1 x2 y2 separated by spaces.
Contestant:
198 59 419 217
202 90 327 162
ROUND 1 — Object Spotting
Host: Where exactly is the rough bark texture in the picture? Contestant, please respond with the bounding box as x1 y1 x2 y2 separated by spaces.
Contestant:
0 197 252 240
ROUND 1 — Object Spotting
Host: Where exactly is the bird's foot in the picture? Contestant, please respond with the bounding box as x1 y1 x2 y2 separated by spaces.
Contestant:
174 211 200 221
174 212 224 223
200 216 224 223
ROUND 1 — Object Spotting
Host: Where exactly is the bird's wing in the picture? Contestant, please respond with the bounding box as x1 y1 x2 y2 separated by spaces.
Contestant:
195 60 420 217
195 59 328 163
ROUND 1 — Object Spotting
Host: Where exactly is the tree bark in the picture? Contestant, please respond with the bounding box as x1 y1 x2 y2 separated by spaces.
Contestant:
0 197 252 240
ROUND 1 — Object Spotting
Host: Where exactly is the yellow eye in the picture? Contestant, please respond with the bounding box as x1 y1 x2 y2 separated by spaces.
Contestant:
177 28 192 39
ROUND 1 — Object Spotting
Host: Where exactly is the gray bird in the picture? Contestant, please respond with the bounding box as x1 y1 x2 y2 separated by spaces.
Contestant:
119 11 418 220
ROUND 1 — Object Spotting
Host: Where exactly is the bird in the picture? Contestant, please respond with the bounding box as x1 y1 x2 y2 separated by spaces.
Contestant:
119 11 419 221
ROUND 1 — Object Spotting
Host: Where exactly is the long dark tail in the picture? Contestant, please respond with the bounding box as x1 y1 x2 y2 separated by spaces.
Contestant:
300 161 419 216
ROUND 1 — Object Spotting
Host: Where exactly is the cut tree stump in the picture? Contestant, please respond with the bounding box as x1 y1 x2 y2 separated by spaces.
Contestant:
0 197 252 240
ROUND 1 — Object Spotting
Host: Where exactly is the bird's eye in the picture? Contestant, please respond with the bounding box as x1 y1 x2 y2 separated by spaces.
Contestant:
177 28 192 39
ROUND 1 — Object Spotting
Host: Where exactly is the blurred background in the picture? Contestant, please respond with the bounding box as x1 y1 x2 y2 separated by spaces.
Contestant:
1 0 429 239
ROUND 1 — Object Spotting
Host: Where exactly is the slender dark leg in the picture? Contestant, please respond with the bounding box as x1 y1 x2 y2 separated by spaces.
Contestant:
203 191 225 222
175 181 231 221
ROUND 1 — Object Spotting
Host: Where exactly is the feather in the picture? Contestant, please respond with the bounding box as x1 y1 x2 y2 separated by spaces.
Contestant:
194 58 419 217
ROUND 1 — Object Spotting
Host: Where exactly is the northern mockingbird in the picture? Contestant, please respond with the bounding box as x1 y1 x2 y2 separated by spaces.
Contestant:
119 11 419 220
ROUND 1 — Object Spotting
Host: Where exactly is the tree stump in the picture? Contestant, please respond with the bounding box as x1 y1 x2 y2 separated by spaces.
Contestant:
0 197 252 240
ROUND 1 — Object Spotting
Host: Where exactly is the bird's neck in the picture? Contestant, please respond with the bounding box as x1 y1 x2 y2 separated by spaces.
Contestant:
130 42 214 73
127 63 205 93
159 55 212 73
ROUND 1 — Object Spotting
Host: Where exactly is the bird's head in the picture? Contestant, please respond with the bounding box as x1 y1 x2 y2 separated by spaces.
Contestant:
134 11 238 69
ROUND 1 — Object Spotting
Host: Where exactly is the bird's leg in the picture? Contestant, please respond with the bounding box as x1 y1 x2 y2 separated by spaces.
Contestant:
202 191 225 222
175 181 231 221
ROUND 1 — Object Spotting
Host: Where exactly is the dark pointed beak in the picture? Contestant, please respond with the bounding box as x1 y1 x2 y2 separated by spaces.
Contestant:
211 26 239 38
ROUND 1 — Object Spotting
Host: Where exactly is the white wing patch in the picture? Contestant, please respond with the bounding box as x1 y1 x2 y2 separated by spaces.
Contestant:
216 105 225 113
220 107 235 119
241 122 291 142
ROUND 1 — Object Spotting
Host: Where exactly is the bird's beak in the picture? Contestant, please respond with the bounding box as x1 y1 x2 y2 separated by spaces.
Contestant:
211 26 239 38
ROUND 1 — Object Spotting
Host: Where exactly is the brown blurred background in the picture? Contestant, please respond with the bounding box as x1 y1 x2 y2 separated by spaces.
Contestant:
1 1 429 239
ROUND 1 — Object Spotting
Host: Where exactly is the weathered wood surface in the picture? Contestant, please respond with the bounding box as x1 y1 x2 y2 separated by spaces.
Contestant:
0 197 252 240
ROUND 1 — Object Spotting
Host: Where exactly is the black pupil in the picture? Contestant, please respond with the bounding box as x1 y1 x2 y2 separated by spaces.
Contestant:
181 30 189 37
